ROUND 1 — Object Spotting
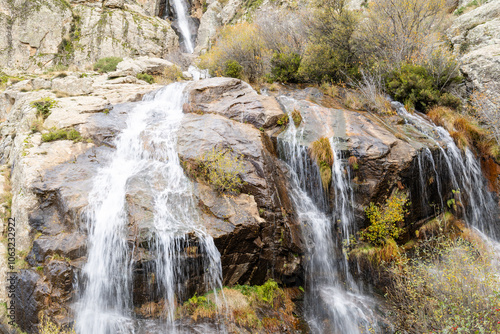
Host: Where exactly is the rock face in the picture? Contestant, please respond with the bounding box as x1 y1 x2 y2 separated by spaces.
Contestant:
0 0 179 70
0 76 460 332
447 0 500 110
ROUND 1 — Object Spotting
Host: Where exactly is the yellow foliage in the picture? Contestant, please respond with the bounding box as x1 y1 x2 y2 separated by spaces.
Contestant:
360 190 408 245
39 313 75 334
199 148 246 194
199 22 266 82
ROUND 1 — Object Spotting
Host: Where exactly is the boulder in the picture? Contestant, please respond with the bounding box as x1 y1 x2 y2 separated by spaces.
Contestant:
184 78 284 129
51 76 94 96
112 57 175 77
447 0 500 116
102 0 124 8
194 1 222 53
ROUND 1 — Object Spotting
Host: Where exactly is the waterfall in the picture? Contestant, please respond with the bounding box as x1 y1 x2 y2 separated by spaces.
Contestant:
277 98 379 333
393 102 500 241
169 0 195 53
75 83 224 333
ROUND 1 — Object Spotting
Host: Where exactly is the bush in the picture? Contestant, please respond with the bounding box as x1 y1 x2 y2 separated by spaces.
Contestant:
385 63 461 112
199 148 246 193
200 23 265 82
93 57 123 73
355 0 446 68
136 73 154 84
42 128 82 143
298 0 359 83
223 60 243 79
359 191 408 246
387 236 500 333
31 97 57 120
270 52 301 83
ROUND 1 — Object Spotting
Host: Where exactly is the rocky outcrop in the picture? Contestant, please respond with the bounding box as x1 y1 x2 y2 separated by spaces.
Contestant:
447 0 500 110
0 75 461 332
0 0 178 71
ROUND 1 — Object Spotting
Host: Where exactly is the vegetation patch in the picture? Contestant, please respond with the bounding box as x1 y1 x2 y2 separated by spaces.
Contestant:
42 128 83 143
178 280 302 331
359 190 408 246
291 109 302 127
31 97 57 120
93 57 123 73
39 312 75 334
309 137 333 191
428 106 500 160
384 62 462 112
196 148 246 194
387 236 500 333
136 73 154 84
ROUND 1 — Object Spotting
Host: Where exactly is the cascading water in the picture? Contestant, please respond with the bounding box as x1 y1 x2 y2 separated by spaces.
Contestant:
393 102 500 241
277 97 379 333
75 83 224 333
168 0 195 53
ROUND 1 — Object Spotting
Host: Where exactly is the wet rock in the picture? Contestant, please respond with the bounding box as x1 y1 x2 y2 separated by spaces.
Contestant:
184 77 284 129
14 270 49 333
28 233 87 265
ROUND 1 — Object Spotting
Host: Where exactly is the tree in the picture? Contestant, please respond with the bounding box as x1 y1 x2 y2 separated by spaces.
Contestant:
299 0 359 82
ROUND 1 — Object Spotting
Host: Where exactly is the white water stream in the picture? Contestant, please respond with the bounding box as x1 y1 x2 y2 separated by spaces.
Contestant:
75 83 224 333
278 97 379 333
170 0 195 53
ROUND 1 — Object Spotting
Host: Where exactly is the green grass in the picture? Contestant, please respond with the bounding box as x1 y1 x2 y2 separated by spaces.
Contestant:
93 57 123 73
42 128 83 143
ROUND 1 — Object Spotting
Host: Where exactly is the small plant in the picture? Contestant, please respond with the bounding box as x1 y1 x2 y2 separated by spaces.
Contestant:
42 128 83 143
137 73 154 84
348 155 359 170
93 57 123 73
359 190 408 246
31 97 57 120
277 114 289 127
199 148 246 194
291 109 302 127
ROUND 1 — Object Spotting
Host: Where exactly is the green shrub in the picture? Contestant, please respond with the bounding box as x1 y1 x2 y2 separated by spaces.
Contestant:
199 148 246 193
298 0 359 83
223 60 243 79
235 279 281 305
270 52 301 83
359 190 408 246
31 97 57 120
93 57 123 73
136 73 154 84
385 63 461 112
42 128 82 143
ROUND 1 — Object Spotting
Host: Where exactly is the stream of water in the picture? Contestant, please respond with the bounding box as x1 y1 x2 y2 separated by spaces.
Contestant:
277 97 379 334
75 83 223 333
169 0 195 53
393 102 500 241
